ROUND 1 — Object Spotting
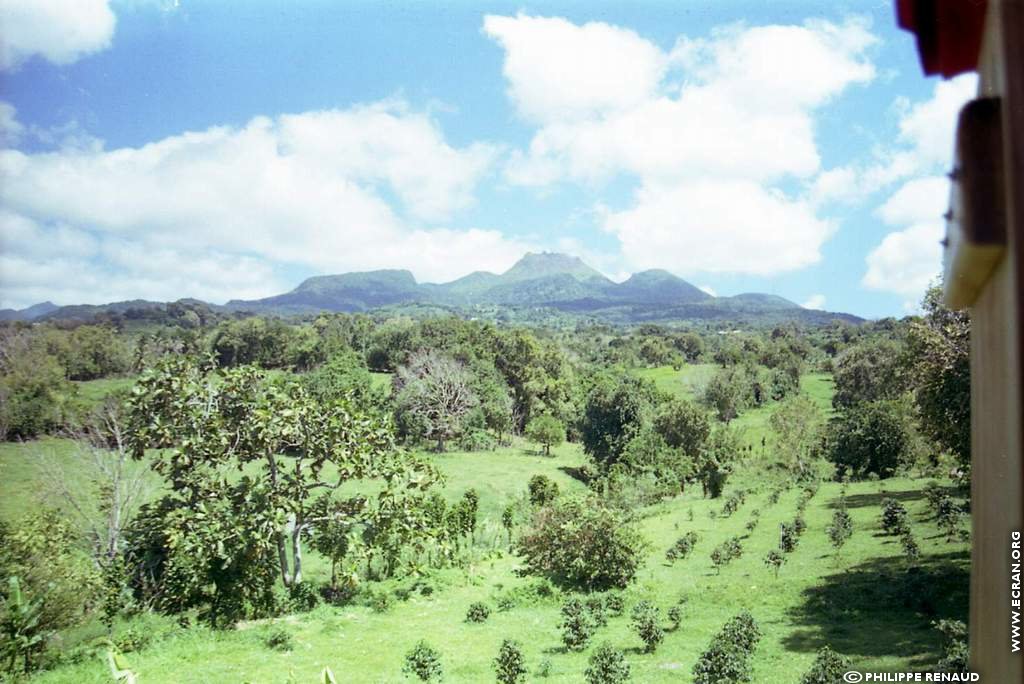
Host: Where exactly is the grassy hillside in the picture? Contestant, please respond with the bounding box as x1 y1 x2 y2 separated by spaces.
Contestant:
7 370 968 683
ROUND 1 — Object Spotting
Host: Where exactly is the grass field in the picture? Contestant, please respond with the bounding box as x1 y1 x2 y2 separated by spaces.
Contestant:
4 369 969 683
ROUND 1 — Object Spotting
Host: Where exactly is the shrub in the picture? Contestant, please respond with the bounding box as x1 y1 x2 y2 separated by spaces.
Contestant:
537 657 552 678
800 646 851 684
900 531 921 564
692 612 761 684
585 596 608 627
779 523 799 553
711 536 743 573
560 598 594 651
764 550 785 577
517 499 646 591
528 475 560 507
585 643 631 684
923 481 945 513
630 601 664 653
666 532 699 562
793 515 807 537
494 639 527 684
371 591 393 613
827 508 853 555
668 605 682 630
720 491 745 517
288 581 321 612
263 626 294 651
934 619 970 674
604 593 625 617
880 498 909 536
404 640 443 681
935 496 964 541
465 601 491 623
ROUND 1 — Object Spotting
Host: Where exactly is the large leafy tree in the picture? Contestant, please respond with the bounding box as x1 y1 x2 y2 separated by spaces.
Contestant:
908 285 970 468
393 350 478 452
125 357 437 624
580 373 656 470
831 337 907 408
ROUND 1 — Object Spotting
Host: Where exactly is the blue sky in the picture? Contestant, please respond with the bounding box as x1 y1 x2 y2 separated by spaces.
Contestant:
0 0 977 318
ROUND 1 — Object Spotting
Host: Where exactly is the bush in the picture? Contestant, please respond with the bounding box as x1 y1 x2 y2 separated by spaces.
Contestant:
585 643 631 684
465 601 491 623
457 428 498 452
826 508 853 554
370 591 393 613
666 532 699 562
900 531 921 564
935 496 964 541
800 646 851 684
710 536 743 573
404 640 443 681
288 581 321 612
585 596 608 627
880 498 909 536
517 499 646 591
764 550 785 577
934 619 970 674
668 605 682 630
630 601 664 653
604 592 625 617
494 639 527 684
779 523 799 553
262 626 294 651
560 598 594 651
528 475 560 507
692 612 761 684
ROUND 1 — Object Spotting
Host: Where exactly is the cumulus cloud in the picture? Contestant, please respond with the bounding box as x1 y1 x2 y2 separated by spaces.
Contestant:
0 0 116 70
486 14 875 276
604 180 835 276
860 74 977 306
801 294 826 310
0 101 528 309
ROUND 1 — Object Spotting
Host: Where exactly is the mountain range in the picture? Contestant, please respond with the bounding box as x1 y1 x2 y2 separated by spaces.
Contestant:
10 253 863 325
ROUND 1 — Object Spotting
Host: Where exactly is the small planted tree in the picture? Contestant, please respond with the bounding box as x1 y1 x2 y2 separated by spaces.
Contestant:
668 605 682 631
779 523 799 554
494 639 527 684
692 611 761 684
528 475 560 507
935 496 964 541
585 643 631 684
900 531 921 564
465 601 491 623
827 508 853 560
934 619 970 674
502 503 516 549
793 515 807 538
525 415 566 456
560 597 594 651
630 601 664 653
800 645 851 684
763 550 785 578
665 532 699 562
880 498 909 536
710 537 743 574
404 640 443 681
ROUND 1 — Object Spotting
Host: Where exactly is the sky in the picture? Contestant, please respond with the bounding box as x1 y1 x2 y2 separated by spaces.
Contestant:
0 0 977 318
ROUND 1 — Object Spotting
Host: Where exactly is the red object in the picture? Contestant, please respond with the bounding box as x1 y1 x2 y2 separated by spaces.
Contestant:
896 0 988 77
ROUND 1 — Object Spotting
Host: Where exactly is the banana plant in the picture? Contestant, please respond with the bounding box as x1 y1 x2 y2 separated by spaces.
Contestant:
1 576 46 673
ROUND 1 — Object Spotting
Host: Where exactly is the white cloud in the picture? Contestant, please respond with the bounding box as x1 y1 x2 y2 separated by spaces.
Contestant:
801 294 826 310
0 101 529 309
699 284 717 297
604 180 835 276
0 0 116 70
482 14 667 124
0 101 24 145
487 15 873 277
859 74 976 305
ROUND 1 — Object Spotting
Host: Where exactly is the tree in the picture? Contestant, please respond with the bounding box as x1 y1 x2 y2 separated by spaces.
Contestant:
403 640 443 681
394 350 479 452
880 498 909 536
908 285 970 469
525 414 565 456
560 598 594 651
0 329 73 439
826 507 853 560
832 338 906 409
702 366 749 423
494 639 527 684
653 397 710 457
823 399 916 479
769 394 823 477
800 646 851 684
585 643 631 684
630 601 664 653
695 427 741 498
692 612 761 684
124 357 438 624
763 550 785 577
517 498 647 590
527 475 559 506
580 373 655 470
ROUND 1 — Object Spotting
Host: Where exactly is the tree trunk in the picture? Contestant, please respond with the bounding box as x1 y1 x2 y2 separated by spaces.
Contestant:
277 530 291 587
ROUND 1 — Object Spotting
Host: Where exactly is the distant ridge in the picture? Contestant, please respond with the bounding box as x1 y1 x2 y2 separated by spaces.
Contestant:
29 252 863 325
